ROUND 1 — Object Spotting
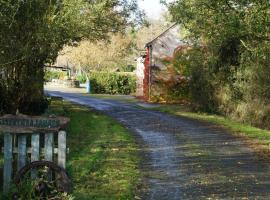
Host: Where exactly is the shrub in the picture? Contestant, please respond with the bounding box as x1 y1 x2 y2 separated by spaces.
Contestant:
171 47 217 111
170 41 270 129
121 65 135 72
76 74 87 83
18 97 49 115
89 72 136 95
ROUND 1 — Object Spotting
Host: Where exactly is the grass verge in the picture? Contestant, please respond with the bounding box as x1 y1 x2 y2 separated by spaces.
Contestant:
48 99 140 199
83 94 139 103
0 99 140 199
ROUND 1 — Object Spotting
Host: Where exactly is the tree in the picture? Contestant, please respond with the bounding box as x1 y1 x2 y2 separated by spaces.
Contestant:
134 15 173 50
58 15 173 74
0 0 143 114
168 0 270 127
61 33 136 72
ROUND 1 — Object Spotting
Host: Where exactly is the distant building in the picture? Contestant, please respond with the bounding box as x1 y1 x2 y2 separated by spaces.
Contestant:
135 56 145 97
135 24 187 101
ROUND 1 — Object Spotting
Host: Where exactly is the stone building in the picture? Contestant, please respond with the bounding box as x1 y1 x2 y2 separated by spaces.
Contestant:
135 24 187 101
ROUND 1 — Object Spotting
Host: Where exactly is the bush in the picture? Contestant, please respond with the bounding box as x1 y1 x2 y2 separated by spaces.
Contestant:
171 41 270 129
18 97 49 115
171 47 217 111
76 74 87 83
121 65 135 72
0 82 49 115
89 72 136 95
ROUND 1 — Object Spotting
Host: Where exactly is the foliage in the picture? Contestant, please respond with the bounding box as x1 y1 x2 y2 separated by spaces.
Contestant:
149 64 190 103
231 42 270 128
122 65 136 72
0 82 8 115
168 0 270 128
5 181 74 200
62 33 137 72
173 46 217 111
44 70 67 82
90 72 136 95
0 0 143 114
76 74 87 84
0 99 140 198
61 16 172 75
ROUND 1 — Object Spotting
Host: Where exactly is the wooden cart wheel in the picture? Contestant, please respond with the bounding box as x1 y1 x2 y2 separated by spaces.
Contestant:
13 161 72 199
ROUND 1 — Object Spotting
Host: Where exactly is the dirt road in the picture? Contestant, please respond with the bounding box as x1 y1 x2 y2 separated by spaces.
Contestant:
47 89 270 200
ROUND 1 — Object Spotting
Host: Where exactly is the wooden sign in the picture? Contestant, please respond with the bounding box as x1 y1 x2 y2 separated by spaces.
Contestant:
0 114 70 133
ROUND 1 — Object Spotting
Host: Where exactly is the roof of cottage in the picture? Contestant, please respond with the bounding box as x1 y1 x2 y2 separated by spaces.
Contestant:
145 23 178 47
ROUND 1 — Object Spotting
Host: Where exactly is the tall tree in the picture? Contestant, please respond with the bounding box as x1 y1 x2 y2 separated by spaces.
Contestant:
58 15 172 73
0 0 143 114
61 33 135 72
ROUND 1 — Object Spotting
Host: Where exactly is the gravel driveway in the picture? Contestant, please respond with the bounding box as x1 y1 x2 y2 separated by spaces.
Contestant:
47 89 270 200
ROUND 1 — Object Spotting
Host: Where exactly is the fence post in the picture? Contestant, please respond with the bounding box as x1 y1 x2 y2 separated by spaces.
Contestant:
3 133 13 194
58 131 66 169
31 133 40 178
45 133 54 180
17 135 27 171
45 133 54 161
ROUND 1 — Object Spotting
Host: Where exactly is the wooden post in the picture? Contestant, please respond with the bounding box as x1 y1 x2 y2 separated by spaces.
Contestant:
17 135 27 171
45 133 54 180
3 133 13 193
58 131 66 169
31 133 40 178
45 133 54 161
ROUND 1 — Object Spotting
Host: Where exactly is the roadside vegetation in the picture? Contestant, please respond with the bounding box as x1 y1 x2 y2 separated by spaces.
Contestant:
88 72 136 95
0 0 143 115
0 99 140 199
45 71 136 95
161 1 270 129
47 99 140 199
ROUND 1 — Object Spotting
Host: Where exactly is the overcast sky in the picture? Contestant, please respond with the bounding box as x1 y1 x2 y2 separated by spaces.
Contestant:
138 0 175 20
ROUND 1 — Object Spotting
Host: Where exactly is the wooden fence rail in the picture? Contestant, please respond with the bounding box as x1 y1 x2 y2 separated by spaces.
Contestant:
0 114 69 193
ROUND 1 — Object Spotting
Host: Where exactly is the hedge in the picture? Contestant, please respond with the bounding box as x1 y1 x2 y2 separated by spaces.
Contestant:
44 70 67 82
89 72 136 95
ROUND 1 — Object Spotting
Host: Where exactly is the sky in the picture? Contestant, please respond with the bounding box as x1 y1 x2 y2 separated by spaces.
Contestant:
138 0 174 20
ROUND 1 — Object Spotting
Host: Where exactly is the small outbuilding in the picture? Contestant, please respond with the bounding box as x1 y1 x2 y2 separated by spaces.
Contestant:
135 24 187 101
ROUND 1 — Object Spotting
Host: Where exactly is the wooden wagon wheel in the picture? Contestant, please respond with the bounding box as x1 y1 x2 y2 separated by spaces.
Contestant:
13 161 72 199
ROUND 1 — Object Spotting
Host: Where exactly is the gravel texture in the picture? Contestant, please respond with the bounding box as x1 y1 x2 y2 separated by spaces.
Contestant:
47 90 270 200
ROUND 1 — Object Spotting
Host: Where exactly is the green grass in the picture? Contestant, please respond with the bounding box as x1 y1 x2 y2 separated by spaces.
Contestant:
83 94 139 103
48 100 140 199
143 104 270 146
0 99 140 199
